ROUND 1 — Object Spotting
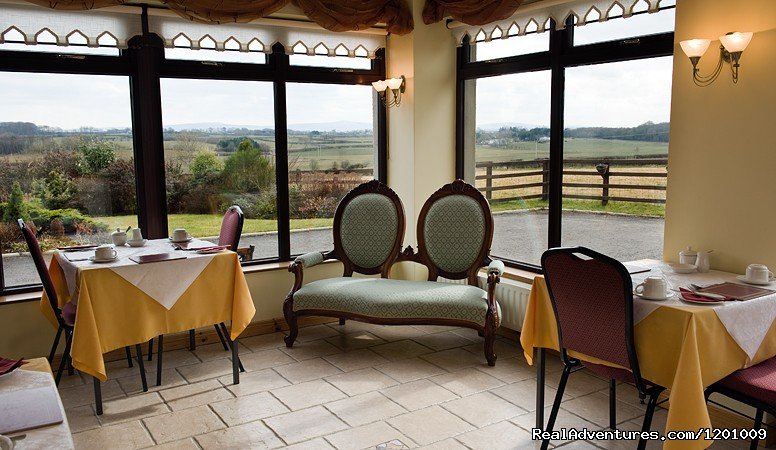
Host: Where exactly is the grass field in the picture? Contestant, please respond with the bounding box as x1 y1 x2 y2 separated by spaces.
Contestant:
491 198 665 217
474 138 668 163
95 214 332 238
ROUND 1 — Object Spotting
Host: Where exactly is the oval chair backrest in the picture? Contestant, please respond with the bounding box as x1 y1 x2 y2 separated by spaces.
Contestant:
17 219 65 327
541 247 636 372
416 180 493 284
333 180 405 277
218 205 245 252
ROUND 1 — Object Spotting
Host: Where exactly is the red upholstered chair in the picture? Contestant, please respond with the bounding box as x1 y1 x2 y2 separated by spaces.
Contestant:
705 357 776 449
18 219 147 414
540 246 665 450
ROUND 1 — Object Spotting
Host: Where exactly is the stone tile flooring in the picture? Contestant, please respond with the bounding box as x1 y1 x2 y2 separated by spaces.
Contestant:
59 322 748 449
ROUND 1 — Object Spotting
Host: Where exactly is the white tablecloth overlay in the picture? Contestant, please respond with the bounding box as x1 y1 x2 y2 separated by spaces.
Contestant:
631 263 776 361
56 238 220 310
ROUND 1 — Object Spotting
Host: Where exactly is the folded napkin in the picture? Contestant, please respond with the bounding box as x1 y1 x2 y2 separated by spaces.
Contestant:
0 357 26 376
679 288 729 302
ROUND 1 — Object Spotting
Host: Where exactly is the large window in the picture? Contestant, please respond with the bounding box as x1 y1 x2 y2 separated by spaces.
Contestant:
0 21 386 292
0 72 134 289
459 7 674 270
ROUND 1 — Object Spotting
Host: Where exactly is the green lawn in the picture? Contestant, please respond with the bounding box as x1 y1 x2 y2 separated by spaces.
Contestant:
95 214 332 238
491 198 665 217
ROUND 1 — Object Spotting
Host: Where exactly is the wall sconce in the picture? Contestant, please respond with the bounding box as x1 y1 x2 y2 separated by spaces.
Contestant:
372 76 405 107
680 31 753 87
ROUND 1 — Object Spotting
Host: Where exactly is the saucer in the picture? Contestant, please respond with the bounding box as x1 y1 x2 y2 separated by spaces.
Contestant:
667 263 696 274
169 237 192 243
90 255 117 263
634 291 675 301
736 275 774 286
127 239 147 247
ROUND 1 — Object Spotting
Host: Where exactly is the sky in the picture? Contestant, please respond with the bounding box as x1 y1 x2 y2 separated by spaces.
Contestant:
0 8 675 130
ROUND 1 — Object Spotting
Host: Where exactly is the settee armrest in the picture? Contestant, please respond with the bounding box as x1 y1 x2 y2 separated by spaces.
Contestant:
487 259 505 278
294 251 326 269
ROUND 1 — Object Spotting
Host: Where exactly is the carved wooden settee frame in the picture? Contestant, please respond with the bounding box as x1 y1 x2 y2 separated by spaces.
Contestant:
283 179 504 366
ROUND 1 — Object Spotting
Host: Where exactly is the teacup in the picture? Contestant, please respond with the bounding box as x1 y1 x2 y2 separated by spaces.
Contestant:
131 228 143 242
95 245 117 260
172 228 189 242
745 264 774 283
634 276 669 300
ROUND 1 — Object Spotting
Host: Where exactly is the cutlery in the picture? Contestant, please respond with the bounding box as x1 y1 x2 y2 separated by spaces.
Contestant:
685 286 727 301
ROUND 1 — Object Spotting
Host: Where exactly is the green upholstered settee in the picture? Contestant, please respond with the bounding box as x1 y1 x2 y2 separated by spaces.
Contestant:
283 179 505 366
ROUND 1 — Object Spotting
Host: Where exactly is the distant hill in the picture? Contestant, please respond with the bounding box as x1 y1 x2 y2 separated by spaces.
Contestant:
477 122 544 131
167 121 372 133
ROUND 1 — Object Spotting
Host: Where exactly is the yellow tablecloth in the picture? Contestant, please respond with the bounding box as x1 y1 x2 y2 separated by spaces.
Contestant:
521 276 776 450
41 251 255 382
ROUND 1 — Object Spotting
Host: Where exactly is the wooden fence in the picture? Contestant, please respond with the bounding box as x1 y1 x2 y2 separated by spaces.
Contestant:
476 158 668 205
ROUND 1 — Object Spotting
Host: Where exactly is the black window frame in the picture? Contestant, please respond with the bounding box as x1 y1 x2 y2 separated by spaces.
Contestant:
0 7 387 294
456 11 674 273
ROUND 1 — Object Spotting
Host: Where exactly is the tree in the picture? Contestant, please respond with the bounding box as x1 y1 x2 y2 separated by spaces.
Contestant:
190 149 224 182
221 139 274 193
3 182 26 223
32 170 77 210
78 139 116 174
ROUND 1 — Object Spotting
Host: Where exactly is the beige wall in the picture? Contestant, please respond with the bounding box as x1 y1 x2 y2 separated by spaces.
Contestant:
664 0 776 273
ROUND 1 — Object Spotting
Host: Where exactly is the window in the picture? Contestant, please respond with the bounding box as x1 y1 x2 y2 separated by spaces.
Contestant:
0 72 135 289
458 9 674 270
0 17 386 293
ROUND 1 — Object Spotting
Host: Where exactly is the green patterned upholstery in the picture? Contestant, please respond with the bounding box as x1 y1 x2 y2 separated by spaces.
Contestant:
295 251 325 268
423 195 485 274
339 193 399 269
294 277 501 327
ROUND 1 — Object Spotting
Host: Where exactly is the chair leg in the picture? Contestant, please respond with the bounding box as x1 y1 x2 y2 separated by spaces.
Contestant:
135 344 148 392
147 338 154 361
219 322 245 373
48 326 63 363
637 388 663 450
609 379 617 430
156 335 164 387
541 364 572 450
214 324 229 351
93 377 103 415
750 408 764 450
483 318 497 367
283 296 298 347
125 346 133 367
189 329 196 350
55 330 73 386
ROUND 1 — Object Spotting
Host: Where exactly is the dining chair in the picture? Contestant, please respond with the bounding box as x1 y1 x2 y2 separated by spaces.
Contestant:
705 356 776 449
18 219 148 412
540 246 666 450
151 206 245 386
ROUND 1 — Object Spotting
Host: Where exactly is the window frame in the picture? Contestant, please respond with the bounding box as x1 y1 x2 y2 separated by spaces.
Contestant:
0 8 387 294
455 11 674 273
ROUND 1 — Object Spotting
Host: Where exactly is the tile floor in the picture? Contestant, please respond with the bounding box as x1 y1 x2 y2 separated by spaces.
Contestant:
58 322 749 449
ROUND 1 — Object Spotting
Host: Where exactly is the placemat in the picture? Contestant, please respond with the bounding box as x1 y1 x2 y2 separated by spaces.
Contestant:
699 282 775 301
0 386 63 434
130 253 188 264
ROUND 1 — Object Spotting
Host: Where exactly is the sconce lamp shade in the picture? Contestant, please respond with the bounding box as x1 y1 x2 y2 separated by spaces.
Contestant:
719 32 753 53
680 39 711 58
372 80 388 91
386 77 404 90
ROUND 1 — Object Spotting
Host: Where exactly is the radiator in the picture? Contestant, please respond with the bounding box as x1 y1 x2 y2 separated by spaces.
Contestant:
442 276 532 331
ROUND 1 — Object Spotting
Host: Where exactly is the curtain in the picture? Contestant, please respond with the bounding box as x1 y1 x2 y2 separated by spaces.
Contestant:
23 0 414 35
422 0 524 26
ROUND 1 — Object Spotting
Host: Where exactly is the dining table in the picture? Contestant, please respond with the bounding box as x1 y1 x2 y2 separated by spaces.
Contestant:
521 259 776 450
39 238 256 396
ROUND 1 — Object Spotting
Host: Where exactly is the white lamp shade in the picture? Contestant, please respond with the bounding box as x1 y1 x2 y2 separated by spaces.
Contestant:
386 77 404 90
680 39 711 58
719 32 753 53
372 80 388 91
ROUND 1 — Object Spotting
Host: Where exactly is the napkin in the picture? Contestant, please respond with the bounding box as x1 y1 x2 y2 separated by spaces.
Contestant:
0 358 26 376
678 288 729 302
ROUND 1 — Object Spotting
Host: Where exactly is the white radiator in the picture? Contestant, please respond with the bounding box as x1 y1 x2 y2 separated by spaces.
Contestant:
442 276 532 331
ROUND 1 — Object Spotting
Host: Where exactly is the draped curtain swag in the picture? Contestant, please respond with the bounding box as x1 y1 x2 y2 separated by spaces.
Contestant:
22 0 414 35
422 0 524 26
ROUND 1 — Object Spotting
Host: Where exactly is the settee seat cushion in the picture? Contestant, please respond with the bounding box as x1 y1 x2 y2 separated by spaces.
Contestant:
294 277 501 327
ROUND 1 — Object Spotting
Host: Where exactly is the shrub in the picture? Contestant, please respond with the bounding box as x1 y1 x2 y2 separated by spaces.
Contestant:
2 182 27 223
179 184 223 215
26 202 107 235
29 148 81 179
166 160 188 214
98 159 137 215
221 139 274 194
255 191 278 220
298 196 337 219
78 139 116 174
190 149 223 183
32 170 77 210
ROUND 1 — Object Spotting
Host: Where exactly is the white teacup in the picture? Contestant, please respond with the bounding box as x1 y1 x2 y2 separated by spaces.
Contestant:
95 245 117 260
634 276 669 300
172 228 189 242
746 264 774 283
131 228 143 241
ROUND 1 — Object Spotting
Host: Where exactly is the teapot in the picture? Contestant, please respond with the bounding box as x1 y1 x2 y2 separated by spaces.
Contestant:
111 227 128 246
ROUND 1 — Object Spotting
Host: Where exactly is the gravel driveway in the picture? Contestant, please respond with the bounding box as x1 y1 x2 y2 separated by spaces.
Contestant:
2 210 664 287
